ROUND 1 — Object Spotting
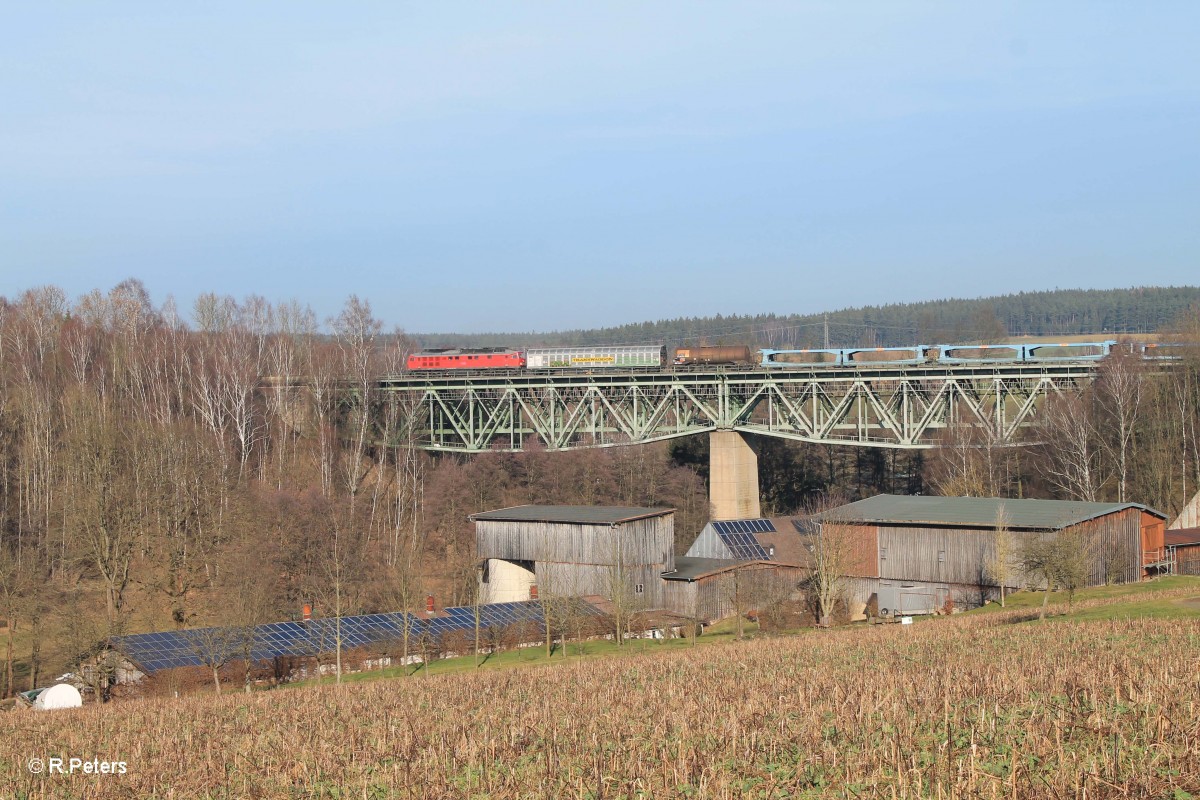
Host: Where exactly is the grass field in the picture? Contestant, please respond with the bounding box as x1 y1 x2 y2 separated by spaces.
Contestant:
967 574 1200 617
4 577 1200 798
289 618 761 688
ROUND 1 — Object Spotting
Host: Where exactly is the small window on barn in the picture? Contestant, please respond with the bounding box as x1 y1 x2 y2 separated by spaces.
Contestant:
635 583 644 594
938 550 945 563
880 547 887 560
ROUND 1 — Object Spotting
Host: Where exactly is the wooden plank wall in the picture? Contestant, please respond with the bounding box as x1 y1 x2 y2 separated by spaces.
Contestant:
663 565 805 623
875 509 1142 590
822 523 880 577
1176 547 1200 576
537 561 666 610
661 580 701 620
683 524 733 560
878 525 996 585
1140 511 1165 560
1070 511 1141 585
476 516 675 571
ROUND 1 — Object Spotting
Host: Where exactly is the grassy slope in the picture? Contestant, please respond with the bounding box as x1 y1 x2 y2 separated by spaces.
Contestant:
965 574 1200 619
293 577 1200 689
293 616 763 687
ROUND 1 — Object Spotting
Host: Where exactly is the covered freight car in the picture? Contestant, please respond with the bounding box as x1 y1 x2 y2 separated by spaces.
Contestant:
673 346 753 365
525 345 665 369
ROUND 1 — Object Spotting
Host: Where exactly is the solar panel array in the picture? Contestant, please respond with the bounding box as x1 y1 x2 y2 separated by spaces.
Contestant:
713 519 774 560
112 600 591 674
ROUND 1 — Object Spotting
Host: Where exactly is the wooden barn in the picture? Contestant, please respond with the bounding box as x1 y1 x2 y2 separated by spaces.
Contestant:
816 494 1168 618
662 558 805 623
471 506 675 610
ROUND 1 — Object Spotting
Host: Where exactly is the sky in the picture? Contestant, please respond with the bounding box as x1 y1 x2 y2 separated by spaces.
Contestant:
2 3 1198 333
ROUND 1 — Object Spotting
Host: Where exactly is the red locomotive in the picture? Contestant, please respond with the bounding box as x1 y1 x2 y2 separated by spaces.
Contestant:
406 348 526 370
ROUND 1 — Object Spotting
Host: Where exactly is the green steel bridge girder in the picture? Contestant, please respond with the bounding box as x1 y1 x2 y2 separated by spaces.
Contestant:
376 363 1101 453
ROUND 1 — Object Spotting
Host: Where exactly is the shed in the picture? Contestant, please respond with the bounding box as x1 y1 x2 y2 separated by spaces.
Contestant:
472 505 675 609
817 494 1167 615
1167 528 1200 575
661 556 804 623
671 517 811 623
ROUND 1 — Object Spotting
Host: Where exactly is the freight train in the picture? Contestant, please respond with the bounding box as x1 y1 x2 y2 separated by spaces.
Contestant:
406 341 1189 373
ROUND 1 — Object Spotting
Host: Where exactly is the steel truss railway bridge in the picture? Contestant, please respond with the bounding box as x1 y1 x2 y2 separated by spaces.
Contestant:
379 361 1099 453
378 361 1104 517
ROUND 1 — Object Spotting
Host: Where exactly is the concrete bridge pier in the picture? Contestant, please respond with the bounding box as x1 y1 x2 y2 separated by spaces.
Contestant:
709 430 761 521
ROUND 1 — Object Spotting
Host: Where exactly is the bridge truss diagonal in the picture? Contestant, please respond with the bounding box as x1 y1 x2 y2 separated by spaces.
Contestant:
378 364 1099 453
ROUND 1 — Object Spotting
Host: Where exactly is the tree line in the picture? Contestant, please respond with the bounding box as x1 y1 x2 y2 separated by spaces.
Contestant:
414 286 1200 350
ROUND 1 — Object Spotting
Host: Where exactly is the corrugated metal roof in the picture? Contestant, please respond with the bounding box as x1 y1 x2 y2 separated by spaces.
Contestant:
470 505 675 524
761 517 817 567
662 556 786 581
662 557 739 580
1166 528 1200 547
817 494 1165 530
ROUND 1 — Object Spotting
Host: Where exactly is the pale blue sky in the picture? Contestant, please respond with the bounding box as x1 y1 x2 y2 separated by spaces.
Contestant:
3 3 1198 332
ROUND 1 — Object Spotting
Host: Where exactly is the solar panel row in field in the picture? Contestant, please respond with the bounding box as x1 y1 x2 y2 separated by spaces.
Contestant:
112 600 587 674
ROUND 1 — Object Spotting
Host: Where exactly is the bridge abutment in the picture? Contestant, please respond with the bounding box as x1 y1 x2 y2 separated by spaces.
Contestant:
709 430 761 520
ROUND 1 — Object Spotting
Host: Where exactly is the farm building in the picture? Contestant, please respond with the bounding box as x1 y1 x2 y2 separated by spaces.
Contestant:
472 505 675 610
661 557 805 623
667 513 908 623
1167 528 1200 575
657 518 812 622
815 494 1168 618
470 506 809 624
102 600 588 694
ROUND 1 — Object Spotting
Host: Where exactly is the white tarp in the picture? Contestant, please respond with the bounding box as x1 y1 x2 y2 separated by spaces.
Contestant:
34 683 82 710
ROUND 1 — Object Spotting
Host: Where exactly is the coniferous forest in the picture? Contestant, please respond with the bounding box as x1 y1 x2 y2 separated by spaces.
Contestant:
415 286 1200 349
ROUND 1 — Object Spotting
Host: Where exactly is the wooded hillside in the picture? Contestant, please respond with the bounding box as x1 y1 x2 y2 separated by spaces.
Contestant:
415 286 1200 349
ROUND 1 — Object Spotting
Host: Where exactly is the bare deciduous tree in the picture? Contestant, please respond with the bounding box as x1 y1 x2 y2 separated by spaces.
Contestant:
802 498 858 626
1022 530 1094 619
984 505 1016 607
1031 392 1105 502
1093 343 1145 503
186 625 246 695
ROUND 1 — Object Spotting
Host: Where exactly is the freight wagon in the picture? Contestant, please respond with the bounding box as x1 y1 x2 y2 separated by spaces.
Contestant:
525 345 666 369
673 345 754 365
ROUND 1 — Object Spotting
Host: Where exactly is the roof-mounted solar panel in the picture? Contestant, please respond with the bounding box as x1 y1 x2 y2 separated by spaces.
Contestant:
713 520 771 560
